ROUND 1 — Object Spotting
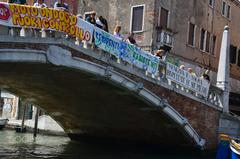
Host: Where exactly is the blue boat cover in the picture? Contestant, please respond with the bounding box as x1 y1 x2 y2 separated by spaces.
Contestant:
216 140 230 159
230 144 240 159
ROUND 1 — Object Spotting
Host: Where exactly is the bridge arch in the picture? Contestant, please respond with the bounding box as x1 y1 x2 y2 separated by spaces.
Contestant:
0 46 205 149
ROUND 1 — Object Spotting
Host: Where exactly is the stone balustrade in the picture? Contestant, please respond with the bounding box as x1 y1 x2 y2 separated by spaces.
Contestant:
0 25 224 110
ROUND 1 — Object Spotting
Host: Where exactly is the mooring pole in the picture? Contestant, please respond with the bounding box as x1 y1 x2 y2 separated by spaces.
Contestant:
21 103 27 131
33 107 39 138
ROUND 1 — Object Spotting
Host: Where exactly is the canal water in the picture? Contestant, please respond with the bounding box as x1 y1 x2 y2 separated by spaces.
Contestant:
0 130 215 159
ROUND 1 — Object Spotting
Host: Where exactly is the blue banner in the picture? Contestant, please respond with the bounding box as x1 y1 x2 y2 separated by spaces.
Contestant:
94 27 160 74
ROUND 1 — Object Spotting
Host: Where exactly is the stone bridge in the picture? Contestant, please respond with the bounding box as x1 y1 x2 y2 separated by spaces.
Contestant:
0 25 228 150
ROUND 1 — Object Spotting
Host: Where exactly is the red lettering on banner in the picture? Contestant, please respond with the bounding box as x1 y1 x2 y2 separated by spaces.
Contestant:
0 4 10 21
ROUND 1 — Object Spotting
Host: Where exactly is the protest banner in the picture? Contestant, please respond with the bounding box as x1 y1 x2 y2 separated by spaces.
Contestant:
0 2 94 43
94 27 160 74
166 62 210 97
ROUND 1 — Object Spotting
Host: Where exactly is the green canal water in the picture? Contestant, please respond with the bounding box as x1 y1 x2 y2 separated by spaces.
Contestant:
0 130 215 159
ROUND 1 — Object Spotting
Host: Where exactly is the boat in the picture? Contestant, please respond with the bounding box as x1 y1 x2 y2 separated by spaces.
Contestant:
216 134 240 159
0 118 8 130
230 139 240 159
216 134 230 159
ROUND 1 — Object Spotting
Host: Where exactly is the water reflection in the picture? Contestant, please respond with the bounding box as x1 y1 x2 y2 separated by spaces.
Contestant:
0 130 69 158
0 130 214 159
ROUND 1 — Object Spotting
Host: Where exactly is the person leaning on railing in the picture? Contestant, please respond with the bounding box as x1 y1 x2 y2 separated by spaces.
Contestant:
113 25 124 40
155 49 167 78
54 0 69 12
188 68 196 76
33 0 47 38
7 0 26 36
155 49 167 61
201 70 210 82
8 0 26 4
126 32 137 46
86 11 96 25
33 0 47 8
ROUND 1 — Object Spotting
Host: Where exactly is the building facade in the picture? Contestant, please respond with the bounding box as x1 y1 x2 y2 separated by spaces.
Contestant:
78 0 240 110
0 91 64 133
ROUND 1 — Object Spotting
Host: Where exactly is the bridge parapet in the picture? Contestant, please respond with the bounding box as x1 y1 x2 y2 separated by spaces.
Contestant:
0 24 224 111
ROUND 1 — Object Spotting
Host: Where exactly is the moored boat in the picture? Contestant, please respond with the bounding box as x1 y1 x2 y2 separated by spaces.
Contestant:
216 134 231 159
0 118 8 130
230 139 240 159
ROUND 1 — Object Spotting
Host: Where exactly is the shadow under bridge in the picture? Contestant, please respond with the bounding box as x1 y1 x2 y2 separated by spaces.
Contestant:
0 61 201 148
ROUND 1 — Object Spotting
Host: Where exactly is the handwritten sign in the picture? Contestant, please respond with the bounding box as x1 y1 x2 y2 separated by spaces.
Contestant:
166 62 210 97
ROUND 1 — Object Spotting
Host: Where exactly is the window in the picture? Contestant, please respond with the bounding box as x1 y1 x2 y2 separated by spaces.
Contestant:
200 28 216 54
159 7 169 29
131 5 145 32
188 22 195 46
222 1 231 19
200 29 206 50
205 32 211 53
222 1 226 15
238 50 240 67
211 35 216 55
209 0 215 7
227 5 231 18
230 45 237 64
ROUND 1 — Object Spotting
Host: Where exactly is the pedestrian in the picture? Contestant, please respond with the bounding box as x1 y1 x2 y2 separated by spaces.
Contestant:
8 0 26 4
201 70 210 82
155 49 166 61
33 0 47 37
33 0 47 8
86 11 96 25
113 25 123 40
96 16 104 29
126 32 137 46
54 0 69 11
77 14 83 19
188 68 196 76
179 65 185 70
99 16 108 32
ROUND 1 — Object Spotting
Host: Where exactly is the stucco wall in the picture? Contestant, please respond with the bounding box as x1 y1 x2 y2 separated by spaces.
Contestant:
78 0 155 51
77 0 240 92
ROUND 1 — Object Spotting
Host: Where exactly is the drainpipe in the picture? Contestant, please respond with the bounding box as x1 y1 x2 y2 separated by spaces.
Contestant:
216 26 230 113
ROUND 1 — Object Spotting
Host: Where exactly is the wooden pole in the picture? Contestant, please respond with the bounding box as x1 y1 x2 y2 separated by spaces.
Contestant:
33 107 39 138
21 103 27 131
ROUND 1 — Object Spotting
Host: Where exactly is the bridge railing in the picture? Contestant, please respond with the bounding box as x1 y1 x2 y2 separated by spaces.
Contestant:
0 20 224 110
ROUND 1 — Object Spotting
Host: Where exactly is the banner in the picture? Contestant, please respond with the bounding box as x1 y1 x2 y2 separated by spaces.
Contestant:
94 27 160 74
166 62 210 97
0 2 94 43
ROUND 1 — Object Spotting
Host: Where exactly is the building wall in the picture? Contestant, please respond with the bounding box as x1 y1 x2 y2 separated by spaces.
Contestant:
167 0 240 92
78 0 155 51
77 0 240 93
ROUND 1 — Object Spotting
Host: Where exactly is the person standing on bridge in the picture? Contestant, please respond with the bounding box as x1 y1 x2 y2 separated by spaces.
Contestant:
54 0 69 12
86 11 97 25
113 25 124 40
34 0 47 8
8 0 26 4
